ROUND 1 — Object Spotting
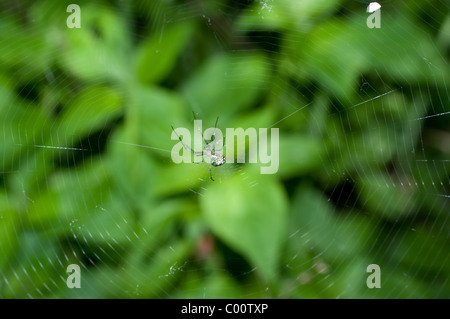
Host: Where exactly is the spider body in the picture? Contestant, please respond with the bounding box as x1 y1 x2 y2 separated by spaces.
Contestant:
209 151 226 167
171 114 225 181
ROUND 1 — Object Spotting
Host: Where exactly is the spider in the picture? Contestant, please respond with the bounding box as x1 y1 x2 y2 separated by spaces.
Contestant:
171 114 226 181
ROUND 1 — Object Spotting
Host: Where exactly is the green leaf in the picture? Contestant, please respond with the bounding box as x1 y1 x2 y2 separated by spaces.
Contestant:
0 17 53 81
127 85 186 154
58 5 130 82
119 239 194 298
0 75 49 170
75 195 134 246
135 21 195 84
173 272 242 298
1 232 61 298
0 192 19 271
127 199 185 264
27 158 112 234
357 172 416 220
390 227 450 273
278 134 325 178
201 171 288 281
291 185 373 260
236 0 341 32
295 14 449 99
154 163 211 197
182 54 270 118
108 126 160 204
55 85 122 142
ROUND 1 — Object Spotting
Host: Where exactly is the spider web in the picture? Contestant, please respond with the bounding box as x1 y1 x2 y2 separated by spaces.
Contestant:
0 0 449 299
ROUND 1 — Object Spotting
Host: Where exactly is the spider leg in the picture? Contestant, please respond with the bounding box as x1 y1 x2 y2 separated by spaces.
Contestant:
211 116 224 152
209 165 214 181
171 125 203 156
212 116 219 143
214 116 219 130
193 153 204 164
192 112 209 145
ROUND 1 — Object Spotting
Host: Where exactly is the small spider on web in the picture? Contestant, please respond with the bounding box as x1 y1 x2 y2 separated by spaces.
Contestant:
171 113 226 181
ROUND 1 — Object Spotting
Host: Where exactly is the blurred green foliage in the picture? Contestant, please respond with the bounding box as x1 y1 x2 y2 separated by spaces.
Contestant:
0 0 449 298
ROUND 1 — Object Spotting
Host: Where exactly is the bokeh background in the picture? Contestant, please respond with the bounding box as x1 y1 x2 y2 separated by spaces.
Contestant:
0 0 449 298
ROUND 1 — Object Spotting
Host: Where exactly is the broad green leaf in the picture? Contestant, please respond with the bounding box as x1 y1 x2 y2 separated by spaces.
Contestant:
231 104 276 131
278 134 325 178
75 194 134 246
0 193 19 272
182 54 270 118
155 163 212 196
357 172 416 220
294 15 449 99
55 85 122 142
135 21 195 84
108 126 160 205
120 239 194 298
127 199 186 265
0 17 53 81
390 227 450 273
201 171 288 281
27 158 112 233
173 272 241 298
127 85 186 155
58 5 130 82
291 185 373 261
236 0 341 32
364 267 435 298
329 258 374 298
1 232 61 298
0 75 50 171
